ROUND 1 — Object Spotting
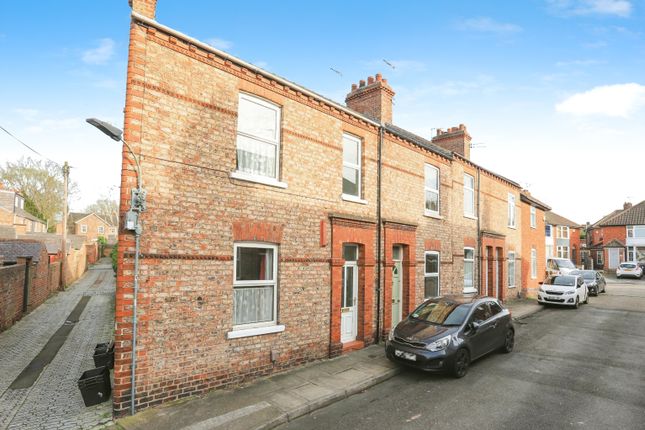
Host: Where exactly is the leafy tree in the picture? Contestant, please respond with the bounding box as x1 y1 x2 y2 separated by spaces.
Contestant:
85 198 119 226
110 242 118 273
0 157 77 228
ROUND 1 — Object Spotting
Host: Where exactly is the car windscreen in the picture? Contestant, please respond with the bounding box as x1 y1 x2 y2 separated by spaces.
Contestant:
620 264 636 269
556 260 575 269
410 300 472 326
546 276 576 286
579 271 596 280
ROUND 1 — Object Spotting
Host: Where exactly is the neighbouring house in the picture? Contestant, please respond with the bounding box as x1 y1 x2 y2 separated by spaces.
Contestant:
587 201 645 270
0 239 61 331
545 211 582 266
115 0 551 415
520 192 551 298
0 188 48 236
57 212 117 244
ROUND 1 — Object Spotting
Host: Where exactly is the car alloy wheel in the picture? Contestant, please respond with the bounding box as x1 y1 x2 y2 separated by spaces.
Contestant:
502 329 514 353
452 349 470 378
573 297 579 309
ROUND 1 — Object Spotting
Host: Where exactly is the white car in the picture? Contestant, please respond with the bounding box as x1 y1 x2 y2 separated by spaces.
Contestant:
546 258 577 276
538 275 589 309
616 262 643 279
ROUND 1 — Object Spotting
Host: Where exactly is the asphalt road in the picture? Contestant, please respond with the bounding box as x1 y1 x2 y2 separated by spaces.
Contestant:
278 278 645 430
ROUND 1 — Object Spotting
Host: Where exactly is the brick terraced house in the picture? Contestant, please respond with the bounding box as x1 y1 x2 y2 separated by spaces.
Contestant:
115 0 553 415
520 192 551 298
587 201 645 270
545 211 582 266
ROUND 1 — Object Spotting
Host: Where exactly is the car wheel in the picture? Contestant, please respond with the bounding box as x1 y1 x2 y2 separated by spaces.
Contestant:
583 293 589 304
452 348 470 378
502 329 514 353
573 297 579 309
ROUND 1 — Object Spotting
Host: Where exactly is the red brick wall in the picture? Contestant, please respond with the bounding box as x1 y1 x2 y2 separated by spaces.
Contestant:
521 202 546 298
569 228 581 266
0 264 25 332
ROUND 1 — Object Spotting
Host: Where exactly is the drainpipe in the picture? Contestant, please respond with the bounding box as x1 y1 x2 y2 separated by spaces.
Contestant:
375 126 383 344
476 169 481 293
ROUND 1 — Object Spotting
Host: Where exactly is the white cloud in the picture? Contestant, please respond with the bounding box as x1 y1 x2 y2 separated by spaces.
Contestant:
548 0 632 17
457 17 522 34
206 37 233 50
556 83 645 117
82 38 115 65
13 108 39 119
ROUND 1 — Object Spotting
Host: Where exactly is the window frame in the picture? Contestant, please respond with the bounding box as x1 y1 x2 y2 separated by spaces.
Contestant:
507 193 516 228
463 247 476 293
80 224 88 234
231 242 279 331
341 133 363 199
234 92 282 182
424 251 440 298
531 247 538 279
463 173 475 218
507 251 516 288
557 246 569 259
597 251 603 265
557 226 570 239
424 164 440 217
530 206 537 229
98 226 105 235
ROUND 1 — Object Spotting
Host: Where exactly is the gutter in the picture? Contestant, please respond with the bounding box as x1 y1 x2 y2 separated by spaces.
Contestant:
130 12 381 129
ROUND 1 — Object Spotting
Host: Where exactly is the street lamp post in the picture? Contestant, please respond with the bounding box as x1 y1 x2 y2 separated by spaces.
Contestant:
86 118 145 416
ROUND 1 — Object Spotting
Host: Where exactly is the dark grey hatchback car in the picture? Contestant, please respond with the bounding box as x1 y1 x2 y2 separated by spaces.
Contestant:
385 296 514 378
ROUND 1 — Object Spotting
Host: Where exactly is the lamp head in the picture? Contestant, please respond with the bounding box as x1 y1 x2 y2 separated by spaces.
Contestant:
86 118 123 142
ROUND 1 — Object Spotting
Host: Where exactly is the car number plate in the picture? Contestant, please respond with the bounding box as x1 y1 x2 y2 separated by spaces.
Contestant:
394 349 416 361
547 296 560 300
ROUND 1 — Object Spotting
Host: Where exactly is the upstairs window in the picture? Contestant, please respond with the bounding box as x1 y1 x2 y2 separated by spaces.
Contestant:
530 206 537 228
98 226 105 234
342 134 362 198
545 225 552 238
236 93 281 179
507 193 516 228
424 164 440 217
80 224 88 234
464 174 475 217
557 226 570 239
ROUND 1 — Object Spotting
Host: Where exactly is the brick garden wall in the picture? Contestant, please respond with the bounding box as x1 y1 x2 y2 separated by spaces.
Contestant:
0 264 25 331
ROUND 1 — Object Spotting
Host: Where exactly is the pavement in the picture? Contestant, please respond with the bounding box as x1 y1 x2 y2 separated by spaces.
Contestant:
115 298 542 430
0 259 115 430
277 281 645 430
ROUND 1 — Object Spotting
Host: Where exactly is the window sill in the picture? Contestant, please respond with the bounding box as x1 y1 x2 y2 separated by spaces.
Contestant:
507 225 517 230
508 285 517 289
227 324 285 339
230 171 288 189
341 194 368 205
424 212 443 220
463 214 478 220
463 287 478 294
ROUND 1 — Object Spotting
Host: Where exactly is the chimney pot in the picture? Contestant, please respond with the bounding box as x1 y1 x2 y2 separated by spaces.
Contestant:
376 73 382 81
351 83 357 91
459 124 465 130
346 74 395 123
367 76 375 85
382 78 388 84
624 202 633 210
359 80 366 87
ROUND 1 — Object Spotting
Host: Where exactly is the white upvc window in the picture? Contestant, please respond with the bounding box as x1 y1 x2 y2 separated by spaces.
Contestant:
98 226 105 234
424 251 440 298
464 174 475 218
531 248 538 279
80 224 88 234
627 226 645 238
530 206 537 229
508 193 516 228
232 243 278 330
235 93 281 180
342 133 362 198
464 248 475 292
557 246 569 259
424 164 440 217
545 224 552 238
507 252 516 288
557 226 570 239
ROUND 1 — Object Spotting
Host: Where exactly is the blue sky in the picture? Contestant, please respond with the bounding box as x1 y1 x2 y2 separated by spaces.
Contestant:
1 0 644 222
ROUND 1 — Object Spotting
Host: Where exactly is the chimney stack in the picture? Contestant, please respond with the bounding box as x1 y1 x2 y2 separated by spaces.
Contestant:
623 202 632 210
129 0 158 19
431 123 472 159
345 73 395 124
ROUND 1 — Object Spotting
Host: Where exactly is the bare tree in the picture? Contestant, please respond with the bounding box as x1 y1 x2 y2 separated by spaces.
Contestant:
85 198 119 226
0 157 77 229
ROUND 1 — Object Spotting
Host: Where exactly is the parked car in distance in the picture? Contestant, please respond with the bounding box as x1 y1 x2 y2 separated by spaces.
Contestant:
385 296 514 378
546 258 577 276
616 262 643 279
570 269 606 295
538 275 589 308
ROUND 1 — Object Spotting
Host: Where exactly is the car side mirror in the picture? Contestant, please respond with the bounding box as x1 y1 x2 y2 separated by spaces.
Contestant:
471 321 481 332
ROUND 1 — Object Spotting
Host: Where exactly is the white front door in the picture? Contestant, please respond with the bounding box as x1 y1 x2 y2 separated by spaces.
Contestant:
341 244 359 343
391 246 403 328
608 249 620 269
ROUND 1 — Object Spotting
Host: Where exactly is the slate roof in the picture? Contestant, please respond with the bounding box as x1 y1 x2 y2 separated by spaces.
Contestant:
0 240 45 263
600 200 645 226
520 192 551 212
545 211 580 227
15 207 46 224
384 124 453 159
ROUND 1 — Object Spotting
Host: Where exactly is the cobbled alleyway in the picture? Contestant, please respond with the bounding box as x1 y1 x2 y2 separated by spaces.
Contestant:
0 259 115 430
